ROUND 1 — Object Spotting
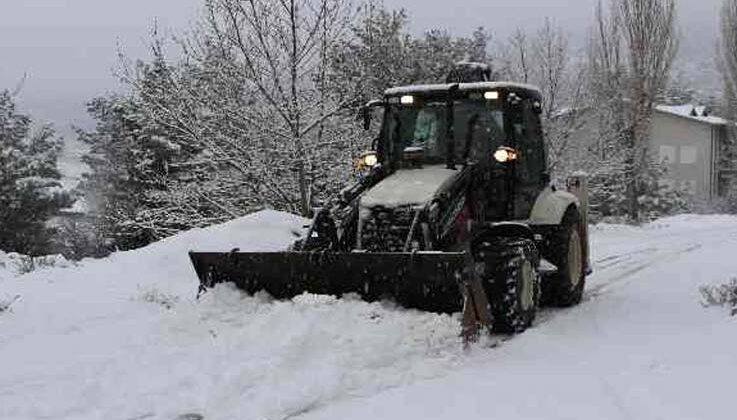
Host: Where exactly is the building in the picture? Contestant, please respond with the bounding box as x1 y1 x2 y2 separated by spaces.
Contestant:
650 105 733 200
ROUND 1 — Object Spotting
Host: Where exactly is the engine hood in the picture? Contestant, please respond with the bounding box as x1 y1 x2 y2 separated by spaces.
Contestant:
360 165 461 209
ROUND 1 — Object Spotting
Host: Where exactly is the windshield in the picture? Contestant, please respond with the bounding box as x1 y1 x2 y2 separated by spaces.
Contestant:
383 99 505 166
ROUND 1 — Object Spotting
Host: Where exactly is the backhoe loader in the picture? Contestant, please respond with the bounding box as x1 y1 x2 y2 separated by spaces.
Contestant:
190 63 591 336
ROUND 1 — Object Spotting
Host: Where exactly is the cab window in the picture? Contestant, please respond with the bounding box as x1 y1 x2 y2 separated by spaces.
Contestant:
455 101 505 163
510 98 546 186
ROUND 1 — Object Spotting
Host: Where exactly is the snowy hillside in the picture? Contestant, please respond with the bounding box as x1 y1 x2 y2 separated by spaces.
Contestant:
2 212 736 420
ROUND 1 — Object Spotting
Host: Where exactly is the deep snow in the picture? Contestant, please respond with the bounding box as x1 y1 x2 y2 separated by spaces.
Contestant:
1 211 736 420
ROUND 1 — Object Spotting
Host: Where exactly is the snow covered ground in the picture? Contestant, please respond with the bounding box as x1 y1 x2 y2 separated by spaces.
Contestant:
1 212 736 420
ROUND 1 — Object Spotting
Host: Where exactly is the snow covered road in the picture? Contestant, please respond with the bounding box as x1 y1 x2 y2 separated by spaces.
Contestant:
302 216 737 420
1 213 736 420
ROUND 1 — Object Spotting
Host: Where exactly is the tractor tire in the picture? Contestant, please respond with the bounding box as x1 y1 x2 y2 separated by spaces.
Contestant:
543 207 586 307
473 237 540 334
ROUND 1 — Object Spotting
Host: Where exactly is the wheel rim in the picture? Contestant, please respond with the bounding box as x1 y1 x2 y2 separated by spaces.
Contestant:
568 229 583 287
520 260 535 311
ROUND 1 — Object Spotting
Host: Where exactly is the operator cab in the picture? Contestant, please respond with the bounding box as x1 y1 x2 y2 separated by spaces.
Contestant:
361 81 547 217
377 81 545 171
363 80 544 169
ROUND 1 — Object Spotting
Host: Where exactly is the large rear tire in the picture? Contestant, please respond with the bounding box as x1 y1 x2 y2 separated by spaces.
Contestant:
473 237 540 334
543 207 586 307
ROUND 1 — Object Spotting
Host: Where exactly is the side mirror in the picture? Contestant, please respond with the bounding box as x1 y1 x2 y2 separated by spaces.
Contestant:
361 99 384 131
361 106 371 131
371 137 379 150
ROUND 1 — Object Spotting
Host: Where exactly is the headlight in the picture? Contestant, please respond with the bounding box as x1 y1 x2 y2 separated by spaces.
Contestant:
400 95 415 105
356 151 379 169
494 146 518 163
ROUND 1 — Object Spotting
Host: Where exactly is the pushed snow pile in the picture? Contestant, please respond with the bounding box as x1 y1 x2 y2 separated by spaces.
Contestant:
0 252 71 278
0 250 12 277
0 210 468 420
0 251 28 278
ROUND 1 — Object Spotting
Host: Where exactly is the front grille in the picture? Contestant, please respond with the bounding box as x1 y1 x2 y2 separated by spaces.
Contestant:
360 206 415 252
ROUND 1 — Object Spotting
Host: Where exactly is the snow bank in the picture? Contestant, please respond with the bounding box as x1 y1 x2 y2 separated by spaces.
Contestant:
0 251 25 277
0 210 470 420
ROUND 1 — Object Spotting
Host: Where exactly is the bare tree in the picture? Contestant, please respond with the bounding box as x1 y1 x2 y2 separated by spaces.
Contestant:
532 19 587 172
617 0 678 220
495 20 586 172
587 0 626 162
719 0 737 114
716 0 737 208
584 0 687 221
497 29 531 84
118 0 355 218
202 0 355 216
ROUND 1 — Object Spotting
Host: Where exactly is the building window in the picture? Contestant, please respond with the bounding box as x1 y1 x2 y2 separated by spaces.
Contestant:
680 146 698 164
659 145 676 163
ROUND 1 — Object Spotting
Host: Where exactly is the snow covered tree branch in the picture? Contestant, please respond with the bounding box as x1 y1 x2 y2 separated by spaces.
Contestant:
495 20 586 173
0 91 71 255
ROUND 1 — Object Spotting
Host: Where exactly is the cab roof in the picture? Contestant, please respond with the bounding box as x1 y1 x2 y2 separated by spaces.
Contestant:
384 81 543 102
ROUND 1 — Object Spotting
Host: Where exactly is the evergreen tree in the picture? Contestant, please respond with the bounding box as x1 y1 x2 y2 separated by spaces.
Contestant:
330 1 492 105
0 91 70 255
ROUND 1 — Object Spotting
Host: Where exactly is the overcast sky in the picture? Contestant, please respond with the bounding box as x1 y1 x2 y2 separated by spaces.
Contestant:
0 0 725 138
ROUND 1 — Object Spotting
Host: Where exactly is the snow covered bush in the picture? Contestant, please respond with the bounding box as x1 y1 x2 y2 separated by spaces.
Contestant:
52 216 113 261
700 278 737 316
11 254 70 275
588 158 688 223
11 255 37 275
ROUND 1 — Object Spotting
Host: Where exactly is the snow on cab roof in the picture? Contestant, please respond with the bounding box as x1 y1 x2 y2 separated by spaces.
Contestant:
655 104 727 126
385 81 543 99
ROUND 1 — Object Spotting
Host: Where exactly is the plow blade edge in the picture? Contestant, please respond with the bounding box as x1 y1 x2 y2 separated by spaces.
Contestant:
189 251 467 313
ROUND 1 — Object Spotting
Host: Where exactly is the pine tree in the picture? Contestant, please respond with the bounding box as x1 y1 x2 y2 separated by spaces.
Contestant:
0 91 71 255
330 1 492 105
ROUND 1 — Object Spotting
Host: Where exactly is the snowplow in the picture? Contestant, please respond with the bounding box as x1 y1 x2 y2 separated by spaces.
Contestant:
190 63 591 337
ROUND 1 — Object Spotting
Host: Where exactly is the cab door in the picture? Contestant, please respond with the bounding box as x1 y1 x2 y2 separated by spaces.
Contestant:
506 95 548 219
454 98 507 223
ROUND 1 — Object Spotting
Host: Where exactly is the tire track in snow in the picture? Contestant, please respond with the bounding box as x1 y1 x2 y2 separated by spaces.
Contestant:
585 225 737 300
584 243 704 300
531 224 737 332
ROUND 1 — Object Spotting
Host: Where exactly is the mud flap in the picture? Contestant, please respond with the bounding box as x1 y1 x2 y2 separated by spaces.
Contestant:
189 251 472 314
460 268 493 343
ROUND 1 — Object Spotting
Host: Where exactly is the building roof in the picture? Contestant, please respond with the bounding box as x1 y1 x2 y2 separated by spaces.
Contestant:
654 104 727 126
